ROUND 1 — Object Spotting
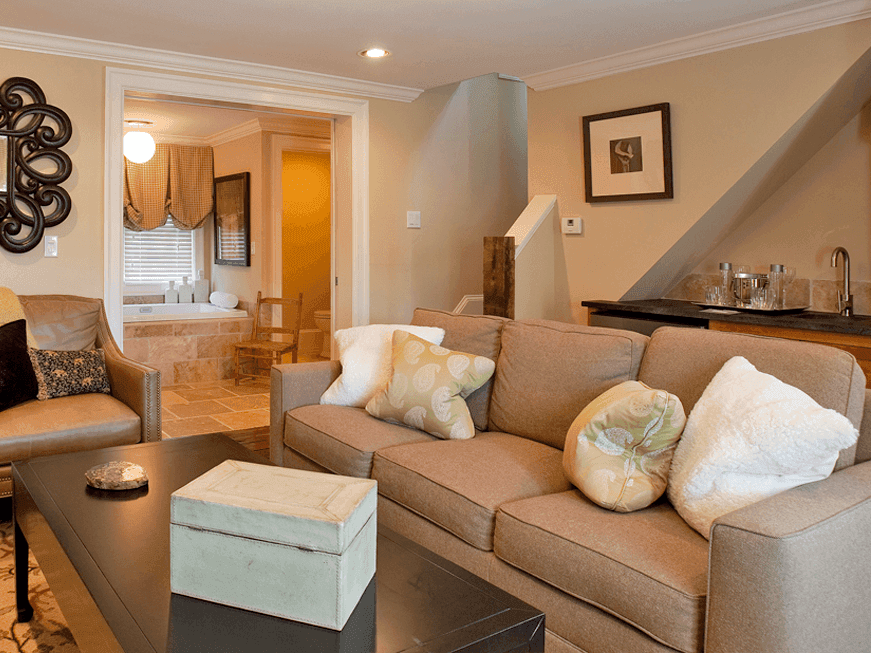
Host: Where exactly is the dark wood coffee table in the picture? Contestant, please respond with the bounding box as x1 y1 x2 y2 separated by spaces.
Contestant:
13 434 544 653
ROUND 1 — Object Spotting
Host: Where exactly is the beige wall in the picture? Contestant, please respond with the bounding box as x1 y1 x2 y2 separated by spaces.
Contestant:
1 47 527 332
209 132 264 312
281 151 331 329
528 20 871 324
368 73 528 323
0 49 106 297
698 105 871 284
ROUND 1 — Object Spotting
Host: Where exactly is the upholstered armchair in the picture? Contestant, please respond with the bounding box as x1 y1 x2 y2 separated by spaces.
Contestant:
0 294 160 498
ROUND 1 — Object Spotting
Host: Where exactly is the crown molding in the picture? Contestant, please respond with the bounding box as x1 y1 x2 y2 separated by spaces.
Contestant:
525 0 871 91
0 25 423 103
152 133 208 146
205 117 331 147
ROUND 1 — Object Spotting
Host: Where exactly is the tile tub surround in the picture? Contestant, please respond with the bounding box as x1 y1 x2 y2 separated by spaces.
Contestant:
124 317 254 385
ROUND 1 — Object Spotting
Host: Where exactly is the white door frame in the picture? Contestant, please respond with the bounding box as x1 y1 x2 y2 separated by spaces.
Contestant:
269 132 334 355
104 68 369 343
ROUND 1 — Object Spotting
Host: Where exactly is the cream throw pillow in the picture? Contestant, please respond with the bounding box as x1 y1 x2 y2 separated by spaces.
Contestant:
366 330 496 439
320 324 445 408
668 356 859 539
0 287 37 349
563 381 686 513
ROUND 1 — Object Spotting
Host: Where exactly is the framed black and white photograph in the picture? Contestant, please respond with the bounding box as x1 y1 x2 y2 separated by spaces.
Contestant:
582 103 673 203
214 172 251 266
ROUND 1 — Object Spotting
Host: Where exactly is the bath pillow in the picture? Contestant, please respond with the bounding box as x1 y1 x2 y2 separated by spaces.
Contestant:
0 320 39 411
366 330 496 439
0 287 37 348
28 348 111 401
668 356 858 539
320 324 445 408
563 380 686 513
209 291 239 309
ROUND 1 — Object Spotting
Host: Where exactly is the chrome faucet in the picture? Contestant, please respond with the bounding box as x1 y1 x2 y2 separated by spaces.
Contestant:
831 247 853 316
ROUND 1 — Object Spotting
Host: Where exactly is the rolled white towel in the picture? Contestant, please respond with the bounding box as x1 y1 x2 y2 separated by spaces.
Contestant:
209 291 239 309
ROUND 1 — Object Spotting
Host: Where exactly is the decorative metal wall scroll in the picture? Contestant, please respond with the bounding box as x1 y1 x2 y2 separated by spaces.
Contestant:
0 77 73 253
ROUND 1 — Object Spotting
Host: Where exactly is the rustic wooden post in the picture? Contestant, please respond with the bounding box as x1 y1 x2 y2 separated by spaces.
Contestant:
483 236 515 318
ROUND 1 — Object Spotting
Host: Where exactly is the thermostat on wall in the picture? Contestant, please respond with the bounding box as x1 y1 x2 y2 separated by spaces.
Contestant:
562 217 583 235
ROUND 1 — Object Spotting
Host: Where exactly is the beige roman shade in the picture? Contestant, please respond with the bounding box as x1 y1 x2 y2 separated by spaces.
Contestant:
124 144 214 231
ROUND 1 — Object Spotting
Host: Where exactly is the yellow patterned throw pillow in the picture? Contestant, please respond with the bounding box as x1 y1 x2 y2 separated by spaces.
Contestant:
366 330 496 440
563 381 686 513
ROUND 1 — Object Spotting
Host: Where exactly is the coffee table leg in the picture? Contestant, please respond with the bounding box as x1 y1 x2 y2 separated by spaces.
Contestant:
14 517 33 622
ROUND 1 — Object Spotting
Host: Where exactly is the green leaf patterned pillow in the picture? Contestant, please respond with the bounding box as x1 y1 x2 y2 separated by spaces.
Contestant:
563 380 686 513
365 330 496 440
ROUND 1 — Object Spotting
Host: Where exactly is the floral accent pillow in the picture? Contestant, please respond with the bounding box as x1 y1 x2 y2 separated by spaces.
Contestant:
365 330 496 440
563 380 686 513
28 348 111 401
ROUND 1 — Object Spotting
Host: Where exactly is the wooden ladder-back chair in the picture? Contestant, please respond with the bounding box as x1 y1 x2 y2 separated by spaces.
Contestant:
233 291 303 384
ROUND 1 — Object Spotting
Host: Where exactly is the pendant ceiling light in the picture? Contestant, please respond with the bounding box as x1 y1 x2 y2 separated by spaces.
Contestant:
123 120 156 163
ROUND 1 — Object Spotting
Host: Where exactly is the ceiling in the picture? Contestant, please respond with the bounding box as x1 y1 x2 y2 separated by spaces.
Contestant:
124 98 331 141
3 0 862 93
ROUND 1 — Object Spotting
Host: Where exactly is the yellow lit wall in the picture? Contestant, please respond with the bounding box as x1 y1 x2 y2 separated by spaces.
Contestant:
281 151 331 330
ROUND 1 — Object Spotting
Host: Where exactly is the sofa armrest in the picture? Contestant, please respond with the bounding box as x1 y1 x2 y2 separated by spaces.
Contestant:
103 350 162 443
705 461 871 653
270 361 341 466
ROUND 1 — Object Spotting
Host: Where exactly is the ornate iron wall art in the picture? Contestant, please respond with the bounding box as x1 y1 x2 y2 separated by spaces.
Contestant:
0 77 73 253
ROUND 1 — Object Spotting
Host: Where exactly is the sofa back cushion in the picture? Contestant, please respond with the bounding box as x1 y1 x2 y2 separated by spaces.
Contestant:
489 320 649 450
410 308 508 431
638 327 866 470
19 295 101 351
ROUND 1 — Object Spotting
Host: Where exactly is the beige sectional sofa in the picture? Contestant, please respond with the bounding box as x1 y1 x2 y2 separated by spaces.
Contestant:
270 308 871 653
0 295 161 498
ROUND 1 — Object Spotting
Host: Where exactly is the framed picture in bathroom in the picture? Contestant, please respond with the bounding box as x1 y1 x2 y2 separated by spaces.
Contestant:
214 172 251 266
581 103 673 203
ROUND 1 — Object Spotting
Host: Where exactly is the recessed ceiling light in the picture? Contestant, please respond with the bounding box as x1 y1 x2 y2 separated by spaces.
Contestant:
124 120 153 129
359 48 390 59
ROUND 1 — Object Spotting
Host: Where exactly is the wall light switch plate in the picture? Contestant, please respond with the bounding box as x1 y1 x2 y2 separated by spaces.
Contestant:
407 211 421 229
44 235 58 257
561 217 583 235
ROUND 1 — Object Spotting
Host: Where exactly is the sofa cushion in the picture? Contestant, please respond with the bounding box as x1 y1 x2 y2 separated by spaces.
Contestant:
0 287 37 348
410 308 508 431
489 320 649 449
372 432 571 551
284 404 435 478
637 327 866 470
495 491 708 653
0 393 141 461
29 348 112 401
366 330 496 440
19 296 101 351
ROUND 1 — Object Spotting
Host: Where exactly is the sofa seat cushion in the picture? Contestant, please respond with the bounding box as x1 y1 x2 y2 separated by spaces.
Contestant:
284 405 435 478
0 393 141 462
372 432 571 551
495 491 708 653
489 320 649 449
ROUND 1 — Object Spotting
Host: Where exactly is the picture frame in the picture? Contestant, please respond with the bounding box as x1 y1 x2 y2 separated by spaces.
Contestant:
214 172 251 267
581 103 673 203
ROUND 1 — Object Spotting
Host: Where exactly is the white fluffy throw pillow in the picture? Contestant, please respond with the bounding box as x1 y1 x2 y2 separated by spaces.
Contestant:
319 324 445 408
668 356 858 539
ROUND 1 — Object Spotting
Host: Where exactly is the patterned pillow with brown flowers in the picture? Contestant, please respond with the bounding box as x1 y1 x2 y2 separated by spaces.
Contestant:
28 348 111 401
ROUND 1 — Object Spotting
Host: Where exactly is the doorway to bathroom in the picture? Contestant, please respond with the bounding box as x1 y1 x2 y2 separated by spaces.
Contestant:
270 135 334 360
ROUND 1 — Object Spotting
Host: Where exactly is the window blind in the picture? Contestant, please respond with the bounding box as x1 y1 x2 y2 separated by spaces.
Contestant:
123 217 196 284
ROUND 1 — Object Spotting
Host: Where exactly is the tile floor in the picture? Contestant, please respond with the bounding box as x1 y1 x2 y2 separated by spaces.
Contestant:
159 354 327 458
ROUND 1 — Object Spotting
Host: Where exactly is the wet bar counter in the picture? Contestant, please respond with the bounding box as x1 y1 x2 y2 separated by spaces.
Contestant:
583 299 871 384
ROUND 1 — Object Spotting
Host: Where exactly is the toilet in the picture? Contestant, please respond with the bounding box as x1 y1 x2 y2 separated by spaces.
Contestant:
313 310 332 358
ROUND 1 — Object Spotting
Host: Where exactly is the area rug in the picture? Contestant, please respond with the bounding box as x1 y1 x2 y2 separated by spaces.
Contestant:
0 520 79 652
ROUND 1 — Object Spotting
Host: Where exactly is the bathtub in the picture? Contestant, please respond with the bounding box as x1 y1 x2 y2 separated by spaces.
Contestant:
123 302 248 323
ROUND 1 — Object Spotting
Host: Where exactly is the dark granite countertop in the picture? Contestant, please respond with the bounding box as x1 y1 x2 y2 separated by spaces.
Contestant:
582 299 871 337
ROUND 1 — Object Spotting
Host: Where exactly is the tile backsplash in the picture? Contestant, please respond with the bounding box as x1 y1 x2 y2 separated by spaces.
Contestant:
665 273 870 314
